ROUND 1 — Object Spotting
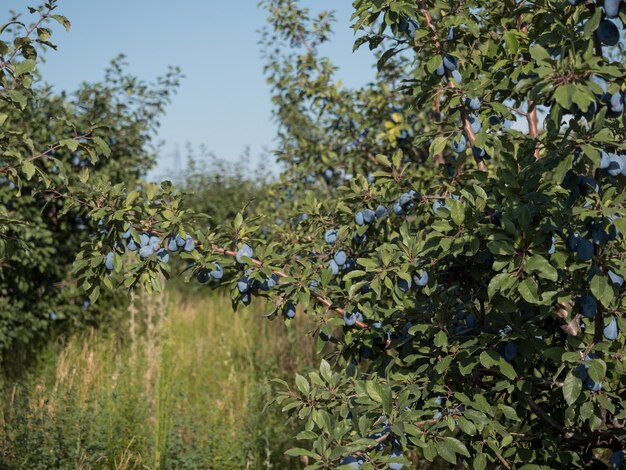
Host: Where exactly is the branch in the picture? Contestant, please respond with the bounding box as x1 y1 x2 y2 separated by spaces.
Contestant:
0 131 93 175
209 245 367 329
416 0 487 172
527 102 540 160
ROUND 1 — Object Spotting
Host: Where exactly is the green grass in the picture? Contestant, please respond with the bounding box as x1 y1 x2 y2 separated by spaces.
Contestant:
0 289 315 469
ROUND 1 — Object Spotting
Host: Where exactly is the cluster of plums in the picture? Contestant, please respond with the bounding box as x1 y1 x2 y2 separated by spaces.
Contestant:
574 357 605 392
104 229 196 271
237 269 279 305
600 151 626 176
435 53 462 83
397 270 429 293
568 74 625 119
328 249 356 276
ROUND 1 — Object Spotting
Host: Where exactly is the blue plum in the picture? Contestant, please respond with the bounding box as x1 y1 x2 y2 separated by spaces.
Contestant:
210 263 224 280
260 273 279 291
578 294 598 318
284 300 296 319
339 456 362 469
468 114 482 133
443 54 457 71
504 342 518 362
609 450 624 469
344 310 357 326
584 376 602 392
355 211 365 226
139 233 150 246
604 0 622 18
139 245 154 259
597 20 620 46
604 317 619 340
127 238 138 251
236 243 254 263
573 363 589 381
175 234 186 247
324 228 338 244
432 200 450 213
105 252 114 270
329 259 340 276
451 70 462 83
196 269 211 284
472 146 486 159
576 238 594 261
397 277 412 293
237 277 250 293
566 232 580 252
452 134 467 153
413 270 429 287
334 250 347 266
375 204 388 219
608 270 624 287
353 231 367 244
466 97 480 110
183 235 195 252
149 236 161 250
591 223 609 246
157 249 170 263
122 227 132 239
362 208 375 224
167 237 179 252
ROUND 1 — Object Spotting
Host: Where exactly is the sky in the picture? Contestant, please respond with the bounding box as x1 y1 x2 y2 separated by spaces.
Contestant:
16 0 377 180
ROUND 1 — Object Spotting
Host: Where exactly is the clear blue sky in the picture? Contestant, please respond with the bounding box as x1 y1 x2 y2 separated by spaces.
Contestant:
15 1 376 180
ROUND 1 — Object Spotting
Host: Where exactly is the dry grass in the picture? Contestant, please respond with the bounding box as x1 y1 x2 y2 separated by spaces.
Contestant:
0 288 316 469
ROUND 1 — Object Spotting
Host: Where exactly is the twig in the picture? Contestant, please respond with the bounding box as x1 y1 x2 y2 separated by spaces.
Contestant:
416 0 486 172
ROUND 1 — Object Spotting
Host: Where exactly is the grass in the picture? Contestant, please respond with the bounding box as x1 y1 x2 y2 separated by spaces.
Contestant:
0 287 316 469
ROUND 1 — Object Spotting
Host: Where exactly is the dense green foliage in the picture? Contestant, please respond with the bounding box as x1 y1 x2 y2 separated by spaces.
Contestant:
0 1 180 363
2 0 626 468
171 147 271 227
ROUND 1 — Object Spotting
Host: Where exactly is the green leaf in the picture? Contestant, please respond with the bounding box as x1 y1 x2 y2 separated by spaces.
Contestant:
502 31 519 54
14 59 36 77
450 200 465 226
473 453 487 470
92 136 111 157
59 139 79 151
295 374 310 396
590 273 613 307
524 255 558 282
563 371 582 405
51 14 72 32
284 447 319 458
488 272 516 299
21 160 36 180
518 278 541 304
429 136 449 157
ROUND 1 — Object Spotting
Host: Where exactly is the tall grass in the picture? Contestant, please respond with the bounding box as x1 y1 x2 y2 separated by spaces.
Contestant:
0 288 315 469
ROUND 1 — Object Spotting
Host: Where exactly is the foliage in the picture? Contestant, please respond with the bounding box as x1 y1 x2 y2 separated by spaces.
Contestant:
170 145 272 227
2 0 626 468
0 1 180 363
